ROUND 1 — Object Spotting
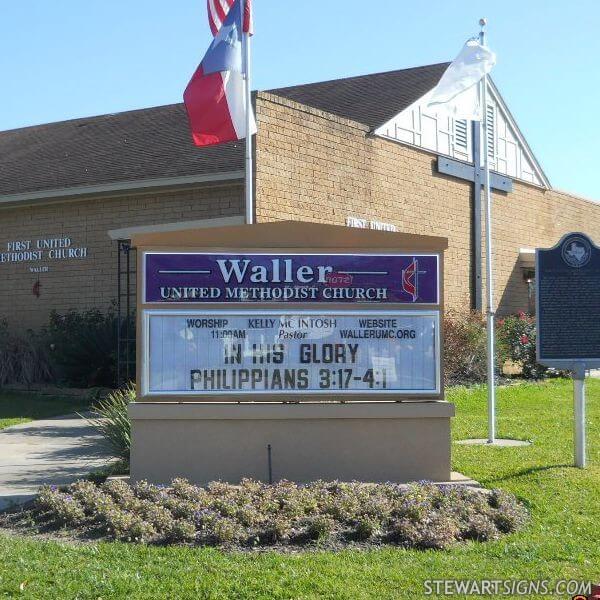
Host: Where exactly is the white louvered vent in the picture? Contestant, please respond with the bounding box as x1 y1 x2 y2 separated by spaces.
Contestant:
454 119 468 153
486 104 496 160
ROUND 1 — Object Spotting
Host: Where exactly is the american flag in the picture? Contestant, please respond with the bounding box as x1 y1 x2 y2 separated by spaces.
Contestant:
207 0 252 36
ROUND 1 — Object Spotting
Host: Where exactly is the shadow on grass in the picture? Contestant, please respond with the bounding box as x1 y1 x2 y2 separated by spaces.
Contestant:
0 397 91 422
484 463 573 484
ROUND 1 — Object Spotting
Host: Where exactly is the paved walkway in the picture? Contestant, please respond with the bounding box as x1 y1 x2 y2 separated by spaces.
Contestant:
0 414 113 510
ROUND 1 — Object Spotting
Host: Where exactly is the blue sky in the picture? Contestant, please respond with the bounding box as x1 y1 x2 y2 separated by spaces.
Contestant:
0 0 597 199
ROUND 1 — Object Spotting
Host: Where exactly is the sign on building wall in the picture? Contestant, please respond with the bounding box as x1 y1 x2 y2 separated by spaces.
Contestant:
536 232 600 366
145 253 439 304
142 310 440 396
0 237 89 273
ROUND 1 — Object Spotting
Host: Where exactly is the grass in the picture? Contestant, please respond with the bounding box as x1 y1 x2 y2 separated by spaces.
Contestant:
0 391 91 430
0 378 598 599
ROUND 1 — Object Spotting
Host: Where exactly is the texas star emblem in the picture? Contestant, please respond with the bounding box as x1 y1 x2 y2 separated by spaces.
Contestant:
401 258 427 302
561 235 592 268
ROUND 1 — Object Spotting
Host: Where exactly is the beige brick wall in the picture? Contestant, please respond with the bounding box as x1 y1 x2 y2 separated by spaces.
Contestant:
2 95 599 333
255 92 600 314
0 184 242 330
491 184 600 313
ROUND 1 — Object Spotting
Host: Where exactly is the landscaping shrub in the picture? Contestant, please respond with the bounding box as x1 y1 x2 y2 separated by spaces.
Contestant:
462 513 500 542
443 310 487 385
487 488 529 533
87 383 134 462
353 515 381 540
0 320 53 385
259 516 293 544
23 479 528 550
496 312 547 379
444 310 563 383
42 307 135 388
302 514 337 541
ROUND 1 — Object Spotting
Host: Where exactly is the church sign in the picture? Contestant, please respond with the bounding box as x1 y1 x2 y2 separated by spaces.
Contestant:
130 223 452 485
144 253 439 304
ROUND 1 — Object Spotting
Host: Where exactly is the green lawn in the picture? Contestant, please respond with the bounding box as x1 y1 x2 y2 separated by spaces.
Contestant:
0 379 598 599
0 391 90 430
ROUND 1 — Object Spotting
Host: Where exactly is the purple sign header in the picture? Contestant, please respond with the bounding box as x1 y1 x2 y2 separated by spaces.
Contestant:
144 253 439 304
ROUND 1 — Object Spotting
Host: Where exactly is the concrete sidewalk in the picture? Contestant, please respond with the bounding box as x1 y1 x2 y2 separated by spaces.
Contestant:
0 414 113 510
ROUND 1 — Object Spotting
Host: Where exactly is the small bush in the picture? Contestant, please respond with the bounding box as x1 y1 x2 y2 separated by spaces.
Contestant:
389 513 459 549
206 517 247 545
88 384 133 462
0 320 53 385
141 504 175 532
70 480 106 515
101 479 136 503
414 514 460 549
443 310 487 385
24 480 527 550
487 489 529 533
354 516 381 540
42 308 122 387
163 497 198 520
461 513 500 542
166 519 196 543
170 478 210 504
497 313 546 379
259 516 293 544
302 515 336 542
36 486 86 526
126 518 156 543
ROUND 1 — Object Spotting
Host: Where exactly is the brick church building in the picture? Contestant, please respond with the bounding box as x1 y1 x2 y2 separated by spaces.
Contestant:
1 62 599 331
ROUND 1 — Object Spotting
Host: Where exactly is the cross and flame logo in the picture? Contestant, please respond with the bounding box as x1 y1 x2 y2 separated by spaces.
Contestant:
401 258 427 302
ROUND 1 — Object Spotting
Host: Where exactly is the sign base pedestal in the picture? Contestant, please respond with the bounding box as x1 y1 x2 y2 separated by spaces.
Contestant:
129 402 454 485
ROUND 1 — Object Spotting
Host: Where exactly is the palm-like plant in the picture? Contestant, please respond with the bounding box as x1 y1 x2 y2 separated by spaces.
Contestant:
87 383 134 462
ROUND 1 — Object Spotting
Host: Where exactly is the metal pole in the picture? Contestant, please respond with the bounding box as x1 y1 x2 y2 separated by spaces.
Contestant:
472 120 483 311
480 18 496 443
242 1 253 225
267 444 273 484
573 363 586 468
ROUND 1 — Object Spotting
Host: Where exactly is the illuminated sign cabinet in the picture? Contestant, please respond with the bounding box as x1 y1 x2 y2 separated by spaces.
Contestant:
140 249 443 399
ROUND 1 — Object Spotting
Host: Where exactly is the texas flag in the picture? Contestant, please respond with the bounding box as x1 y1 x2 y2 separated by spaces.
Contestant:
184 0 256 146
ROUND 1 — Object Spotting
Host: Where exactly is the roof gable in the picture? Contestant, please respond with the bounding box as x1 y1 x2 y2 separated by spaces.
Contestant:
374 78 550 187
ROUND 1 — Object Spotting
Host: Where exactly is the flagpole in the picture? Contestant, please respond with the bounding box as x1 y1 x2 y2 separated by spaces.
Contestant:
243 0 253 225
479 17 496 443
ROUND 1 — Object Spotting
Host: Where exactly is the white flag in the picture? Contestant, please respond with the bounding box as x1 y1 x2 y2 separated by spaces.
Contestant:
428 39 496 121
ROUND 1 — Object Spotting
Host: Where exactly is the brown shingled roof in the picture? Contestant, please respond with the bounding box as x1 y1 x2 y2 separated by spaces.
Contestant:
0 104 244 197
268 62 449 129
0 63 449 198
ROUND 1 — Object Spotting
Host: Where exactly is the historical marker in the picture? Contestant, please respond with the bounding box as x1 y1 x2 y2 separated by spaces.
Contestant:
536 232 600 468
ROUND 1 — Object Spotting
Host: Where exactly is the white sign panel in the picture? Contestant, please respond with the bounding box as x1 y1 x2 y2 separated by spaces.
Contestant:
143 310 440 396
